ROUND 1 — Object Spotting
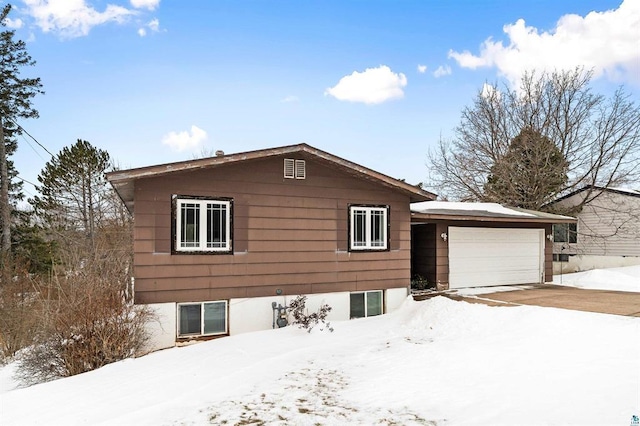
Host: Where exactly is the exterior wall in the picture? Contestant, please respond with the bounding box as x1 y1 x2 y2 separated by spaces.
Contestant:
385 287 409 312
144 302 177 353
553 191 640 257
146 288 406 351
132 154 412 328
411 220 553 289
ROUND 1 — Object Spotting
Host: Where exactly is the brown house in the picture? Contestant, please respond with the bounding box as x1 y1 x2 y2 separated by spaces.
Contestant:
107 143 435 350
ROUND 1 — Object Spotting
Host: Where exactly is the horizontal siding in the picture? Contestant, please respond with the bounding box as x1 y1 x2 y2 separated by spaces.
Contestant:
554 191 640 257
133 155 413 303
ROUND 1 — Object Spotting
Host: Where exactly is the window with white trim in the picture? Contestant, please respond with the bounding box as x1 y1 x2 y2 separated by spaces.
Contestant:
350 290 383 319
284 158 305 179
349 205 388 250
178 301 228 337
175 197 232 252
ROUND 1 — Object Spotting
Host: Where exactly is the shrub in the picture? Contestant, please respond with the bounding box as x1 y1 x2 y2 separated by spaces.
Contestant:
288 295 333 333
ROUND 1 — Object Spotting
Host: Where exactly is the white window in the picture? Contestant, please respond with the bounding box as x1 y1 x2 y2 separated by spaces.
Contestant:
349 205 388 250
177 301 228 337
350 290 383 319
175 197 232 252
284 158 305 179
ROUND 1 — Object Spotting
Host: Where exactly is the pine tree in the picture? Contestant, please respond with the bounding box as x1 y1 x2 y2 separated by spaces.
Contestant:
31 140 111 250
484 127 568 209
0 4 44 282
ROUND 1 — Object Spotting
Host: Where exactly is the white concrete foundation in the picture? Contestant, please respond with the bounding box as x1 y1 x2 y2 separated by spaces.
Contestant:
143 302 176 353
143 287 408 352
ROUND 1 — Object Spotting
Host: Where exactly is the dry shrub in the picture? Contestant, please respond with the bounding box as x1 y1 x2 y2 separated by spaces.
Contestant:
15 269 154 385
14 237 154 385
0 261 40 361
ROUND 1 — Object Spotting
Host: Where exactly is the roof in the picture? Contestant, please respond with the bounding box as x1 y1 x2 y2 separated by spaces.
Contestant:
411 201 576 224
548 185 640 206
106 143 436 212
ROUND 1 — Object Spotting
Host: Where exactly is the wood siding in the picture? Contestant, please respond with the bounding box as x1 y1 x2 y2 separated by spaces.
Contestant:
133 155 412 304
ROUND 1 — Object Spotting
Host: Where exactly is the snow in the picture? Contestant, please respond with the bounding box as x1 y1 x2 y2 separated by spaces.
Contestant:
411 201 535 216
553 265 640 293
2 284 639 425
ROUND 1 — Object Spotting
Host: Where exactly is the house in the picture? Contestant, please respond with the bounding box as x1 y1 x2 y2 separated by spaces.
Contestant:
106 143 436 351
547 186 640 273
410 201 576 290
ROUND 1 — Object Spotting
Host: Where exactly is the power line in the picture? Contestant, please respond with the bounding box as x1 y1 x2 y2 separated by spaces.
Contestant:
5 116 54 158
15 175 38 188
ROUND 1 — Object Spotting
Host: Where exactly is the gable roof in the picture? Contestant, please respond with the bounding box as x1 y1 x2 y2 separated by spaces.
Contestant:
106 143 436 212
547 185 640 206
411 201 576 224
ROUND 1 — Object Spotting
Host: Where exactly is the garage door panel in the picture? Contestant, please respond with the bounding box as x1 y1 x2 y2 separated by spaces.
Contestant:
449 227 543 289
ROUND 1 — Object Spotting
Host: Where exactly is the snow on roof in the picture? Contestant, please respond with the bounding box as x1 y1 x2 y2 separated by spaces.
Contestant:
608 187 640 195
411 201 535 217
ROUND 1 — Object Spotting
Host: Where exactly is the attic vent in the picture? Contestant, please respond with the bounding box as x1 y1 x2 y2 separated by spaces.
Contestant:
284 159 306 179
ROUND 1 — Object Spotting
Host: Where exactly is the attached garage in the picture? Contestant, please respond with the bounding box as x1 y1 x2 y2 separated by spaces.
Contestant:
448 227 544 289
411 202 576 290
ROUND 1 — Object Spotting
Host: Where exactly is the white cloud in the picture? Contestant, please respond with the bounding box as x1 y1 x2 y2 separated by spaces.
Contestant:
448 0 640 86
23 0 136 38
480 83 501 101
433 65 452 78
281 95 299 103
147 17 159 31
162 125 208 152
130 0 160 10
3 17 23 29
138 17 159 36
417 64 427 73
325 65 407 105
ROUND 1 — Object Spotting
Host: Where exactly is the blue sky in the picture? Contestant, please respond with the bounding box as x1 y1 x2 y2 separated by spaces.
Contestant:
5 0 639 199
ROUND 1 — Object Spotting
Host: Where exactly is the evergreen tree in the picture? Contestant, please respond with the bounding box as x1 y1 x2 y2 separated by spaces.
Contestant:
31 140 110 249
0 4 44 281
485 127 568 209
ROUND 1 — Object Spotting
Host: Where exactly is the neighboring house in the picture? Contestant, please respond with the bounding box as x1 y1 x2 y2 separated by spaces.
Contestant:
410 202 575 290
548 186 640 272
106 144 435 351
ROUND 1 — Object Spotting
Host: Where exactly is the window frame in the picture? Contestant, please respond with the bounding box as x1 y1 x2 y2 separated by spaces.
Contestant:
553 223 577 244
172 195 233 254
348 204 390 251
177 300 229 338
350 290 384 319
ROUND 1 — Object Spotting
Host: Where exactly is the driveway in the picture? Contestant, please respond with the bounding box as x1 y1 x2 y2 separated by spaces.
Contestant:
442 284 640 317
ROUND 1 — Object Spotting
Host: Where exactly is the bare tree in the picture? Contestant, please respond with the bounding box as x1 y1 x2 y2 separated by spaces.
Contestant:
427 68 640 213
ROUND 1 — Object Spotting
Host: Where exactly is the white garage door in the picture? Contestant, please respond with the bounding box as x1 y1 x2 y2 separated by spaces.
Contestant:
449 227 544 289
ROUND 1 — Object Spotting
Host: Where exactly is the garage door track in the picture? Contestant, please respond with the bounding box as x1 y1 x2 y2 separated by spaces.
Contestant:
445 284 640 317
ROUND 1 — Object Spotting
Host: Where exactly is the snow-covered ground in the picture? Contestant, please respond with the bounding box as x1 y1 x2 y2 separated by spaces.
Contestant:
1 271 639 425
553 264 640 292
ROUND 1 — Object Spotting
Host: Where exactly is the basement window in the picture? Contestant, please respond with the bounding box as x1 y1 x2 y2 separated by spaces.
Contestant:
178 301 228 337
350 290 383 319
284 158 305 179
349 205 389 251
174 196 232 253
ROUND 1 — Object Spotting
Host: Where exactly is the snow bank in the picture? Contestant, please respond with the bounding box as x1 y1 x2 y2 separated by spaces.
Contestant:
1 296 638 425
553 265 640 292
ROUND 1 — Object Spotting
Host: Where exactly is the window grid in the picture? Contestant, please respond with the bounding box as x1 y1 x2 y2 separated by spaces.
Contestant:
176 198 231 252
350 206 388 250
